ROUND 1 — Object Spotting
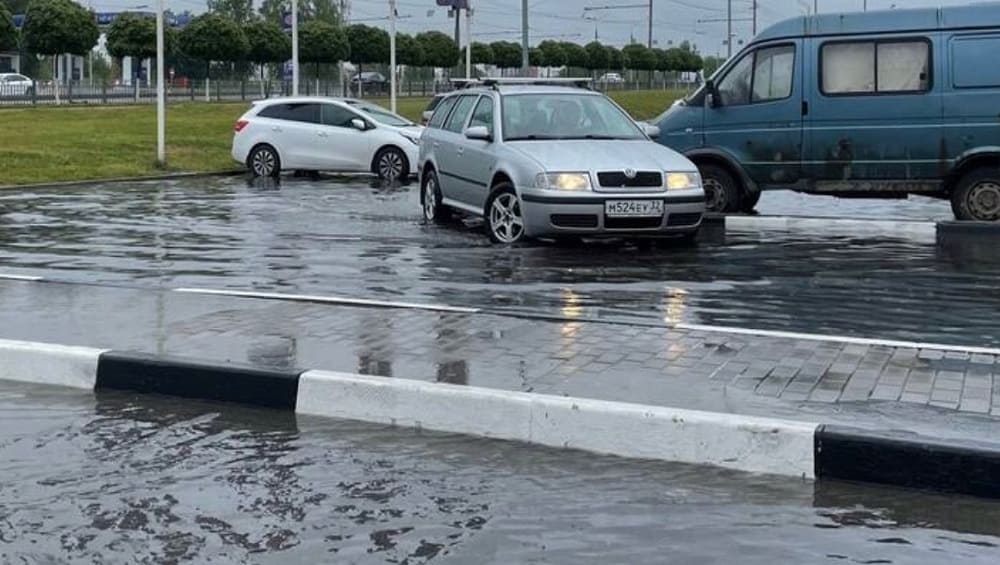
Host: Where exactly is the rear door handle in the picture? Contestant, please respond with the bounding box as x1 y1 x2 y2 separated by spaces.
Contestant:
457 147 464 155
271 126 282 132
317 131 328 137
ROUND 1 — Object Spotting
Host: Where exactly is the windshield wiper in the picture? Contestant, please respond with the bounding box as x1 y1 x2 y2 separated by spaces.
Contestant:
505 134 563 141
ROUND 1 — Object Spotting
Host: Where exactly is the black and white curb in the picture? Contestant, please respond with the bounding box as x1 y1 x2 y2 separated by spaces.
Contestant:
3 337 1000 499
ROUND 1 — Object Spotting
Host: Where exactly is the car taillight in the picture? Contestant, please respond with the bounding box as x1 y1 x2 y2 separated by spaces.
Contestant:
234 119 249 132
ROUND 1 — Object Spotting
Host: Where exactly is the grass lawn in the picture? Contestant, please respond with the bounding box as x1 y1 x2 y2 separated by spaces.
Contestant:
0 89 685 186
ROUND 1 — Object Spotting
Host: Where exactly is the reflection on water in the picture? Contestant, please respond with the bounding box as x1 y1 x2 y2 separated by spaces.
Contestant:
2 383 1000 564
0 177 997 346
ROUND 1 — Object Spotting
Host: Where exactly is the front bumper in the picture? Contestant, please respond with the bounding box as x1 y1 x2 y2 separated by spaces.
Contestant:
519 190 706 237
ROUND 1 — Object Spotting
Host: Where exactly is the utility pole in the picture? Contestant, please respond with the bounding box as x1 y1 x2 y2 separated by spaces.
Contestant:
389 0 396 112
752 0 757 36
521 0 529 76
864 0 867 11
291 0 299 96
727 0 732 58
155 0 165 166
466 5 472 79
647 0 653 48
814 0 818 15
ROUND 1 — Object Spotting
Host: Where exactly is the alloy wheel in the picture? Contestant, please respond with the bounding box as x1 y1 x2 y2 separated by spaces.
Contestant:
251 148 276 177
423 176 438 221
378 150 404 180
489 193 524 243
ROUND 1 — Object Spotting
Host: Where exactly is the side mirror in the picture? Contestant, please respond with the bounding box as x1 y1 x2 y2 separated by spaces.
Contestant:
464 125 492 141
351 118 368 131
704 79 719 108
641 122 661 138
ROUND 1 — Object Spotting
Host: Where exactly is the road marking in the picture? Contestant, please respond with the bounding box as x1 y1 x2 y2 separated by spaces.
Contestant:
0 274 43 281
172 288 482 314
676 322 1000 356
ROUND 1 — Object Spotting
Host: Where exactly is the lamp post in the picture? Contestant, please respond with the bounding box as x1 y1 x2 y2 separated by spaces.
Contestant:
292 0 299 96
389 0 396 112
155 0 165 166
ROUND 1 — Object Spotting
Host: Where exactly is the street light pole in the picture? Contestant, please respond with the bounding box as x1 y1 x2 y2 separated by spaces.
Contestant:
155 0 165 166
727 0 732 58
521 0 529 76
292 0 299 96
389 0 396 112
465 4 472 79
647 0 652 48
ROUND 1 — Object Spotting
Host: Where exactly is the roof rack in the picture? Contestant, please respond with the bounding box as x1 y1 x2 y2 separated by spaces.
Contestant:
478 77 593 90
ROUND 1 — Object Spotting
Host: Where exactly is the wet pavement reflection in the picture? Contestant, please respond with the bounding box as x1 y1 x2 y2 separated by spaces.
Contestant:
0 175 996 346
2 382 1000 564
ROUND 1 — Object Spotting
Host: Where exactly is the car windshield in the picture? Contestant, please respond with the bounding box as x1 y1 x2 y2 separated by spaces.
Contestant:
353 103 412 127
501 93 644 141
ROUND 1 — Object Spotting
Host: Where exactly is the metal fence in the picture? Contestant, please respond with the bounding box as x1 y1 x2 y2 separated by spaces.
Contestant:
0 78 696 107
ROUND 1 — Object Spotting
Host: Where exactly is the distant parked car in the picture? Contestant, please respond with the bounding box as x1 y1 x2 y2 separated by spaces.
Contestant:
598 72 624 84
0 73 34 96
351 72 387 94
232 97 423 180
418 78 705 244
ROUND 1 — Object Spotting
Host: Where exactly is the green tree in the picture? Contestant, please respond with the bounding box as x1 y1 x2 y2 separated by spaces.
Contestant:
537 40 565 70
623 43 656 87
605 45 623 71
528 46 542 67
416 30 458 70
396 32 423 67
559 41 589 72
107 13 176 91
470 41 493 66
0 3 16 52
345 23 388 86
489 40 520 75
178 12 248 99
701 54 724 76
258 0 340 26
23 0 98 56
208 0 254 25
299 19 348 87
583 41 608 77
244 19 289 95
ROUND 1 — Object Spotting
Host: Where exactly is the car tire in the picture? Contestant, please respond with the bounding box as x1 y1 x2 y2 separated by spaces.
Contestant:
421 169 451 224
25 87 34 97
374 146 409 181
951 167 1000 222
485 183 526 244
248 144 281 178
698 163 742 214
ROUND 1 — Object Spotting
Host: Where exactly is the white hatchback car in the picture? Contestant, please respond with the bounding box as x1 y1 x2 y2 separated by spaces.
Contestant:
0 73 34 96
232 97 423 180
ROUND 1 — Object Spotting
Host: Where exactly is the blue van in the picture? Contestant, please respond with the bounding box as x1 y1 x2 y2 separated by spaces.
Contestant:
654 5 1000 221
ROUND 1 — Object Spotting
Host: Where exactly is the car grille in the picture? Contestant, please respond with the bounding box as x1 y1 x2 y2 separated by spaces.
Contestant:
550 214 599 228
604 217 663 230
666 213 703 227
597 171 663 189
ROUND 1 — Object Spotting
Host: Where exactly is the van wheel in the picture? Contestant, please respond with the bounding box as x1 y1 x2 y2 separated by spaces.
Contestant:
951 168 1000 222
699 164 742 214
740 191 761 213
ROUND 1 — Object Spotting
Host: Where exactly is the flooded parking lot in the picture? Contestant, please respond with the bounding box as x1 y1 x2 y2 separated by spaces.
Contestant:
2 381 1000 564
0 175 994 346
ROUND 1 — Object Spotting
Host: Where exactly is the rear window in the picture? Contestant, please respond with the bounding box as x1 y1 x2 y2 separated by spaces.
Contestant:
428 96 458 129
444 96 477 133
425 95 445 112
257 103 320 124
952 35 1000 88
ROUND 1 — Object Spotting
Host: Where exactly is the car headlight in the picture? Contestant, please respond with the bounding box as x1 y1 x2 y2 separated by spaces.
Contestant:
665 171 701 191
535 172 592 191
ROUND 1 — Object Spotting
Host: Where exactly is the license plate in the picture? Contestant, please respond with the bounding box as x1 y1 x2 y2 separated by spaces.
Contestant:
604 200 664 217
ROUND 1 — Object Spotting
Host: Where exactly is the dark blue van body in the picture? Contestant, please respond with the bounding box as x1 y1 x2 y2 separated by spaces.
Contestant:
654 5 1000 221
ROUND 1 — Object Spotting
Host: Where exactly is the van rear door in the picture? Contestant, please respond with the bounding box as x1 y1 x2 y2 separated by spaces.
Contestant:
703 41 804 187
803 34 942 191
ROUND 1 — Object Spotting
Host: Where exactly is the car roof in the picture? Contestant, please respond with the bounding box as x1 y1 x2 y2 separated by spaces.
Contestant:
444 84 601 96
252 96 347 106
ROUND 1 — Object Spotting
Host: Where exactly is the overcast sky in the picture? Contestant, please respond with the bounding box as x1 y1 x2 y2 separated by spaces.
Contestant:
89 0 981 57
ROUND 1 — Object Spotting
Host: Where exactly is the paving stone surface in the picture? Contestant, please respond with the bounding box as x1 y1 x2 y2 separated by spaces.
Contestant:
1 279 998 430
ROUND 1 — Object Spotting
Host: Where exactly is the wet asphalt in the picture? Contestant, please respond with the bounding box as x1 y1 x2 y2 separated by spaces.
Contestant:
0 174 995 346
3 381 1000 564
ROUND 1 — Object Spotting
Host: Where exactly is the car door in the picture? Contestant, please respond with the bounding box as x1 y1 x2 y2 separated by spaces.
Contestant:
319 103 374 171
704 42 803 187
255 102 322 169
452 94 498 209
435 95 479 208
804 35 940 188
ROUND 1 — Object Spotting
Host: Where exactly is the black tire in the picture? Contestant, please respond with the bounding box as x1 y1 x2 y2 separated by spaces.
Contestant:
484 183 526 244
698 163 742 213
374 146 409 181
740 190 761 213
247 144 281 178
25 87 34 97
420 169 451 224
951 167 1000 222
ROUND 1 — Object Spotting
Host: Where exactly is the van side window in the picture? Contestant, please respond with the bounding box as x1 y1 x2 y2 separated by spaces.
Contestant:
951 35 1000 88
822 39 930 95
717 44 795 106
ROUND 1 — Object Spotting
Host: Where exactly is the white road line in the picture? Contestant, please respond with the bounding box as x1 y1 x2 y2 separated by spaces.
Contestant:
0 274 43 281
172 288 482 314
676 322 1000 356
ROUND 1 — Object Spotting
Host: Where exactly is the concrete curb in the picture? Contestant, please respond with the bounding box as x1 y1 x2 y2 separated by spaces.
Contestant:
3 339 1000 498
0 170 244 191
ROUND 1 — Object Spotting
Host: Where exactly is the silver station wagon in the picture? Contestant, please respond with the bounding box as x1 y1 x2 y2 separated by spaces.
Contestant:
418 79 706 244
